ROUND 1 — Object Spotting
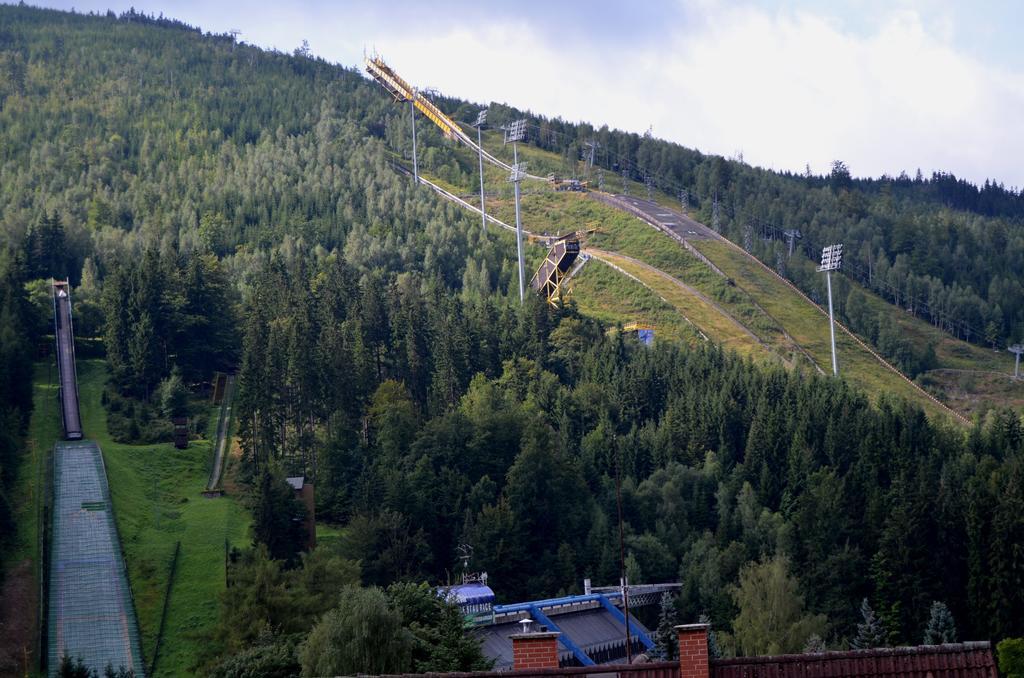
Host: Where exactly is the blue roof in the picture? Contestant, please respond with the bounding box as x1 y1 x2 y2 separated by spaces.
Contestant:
442 583 496 606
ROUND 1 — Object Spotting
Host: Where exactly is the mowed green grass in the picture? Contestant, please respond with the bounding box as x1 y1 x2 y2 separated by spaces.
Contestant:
73 360 250 677
588 250 767 359
692 240 957 422
569 258 698 346
14 363 61 563
485 192 801 360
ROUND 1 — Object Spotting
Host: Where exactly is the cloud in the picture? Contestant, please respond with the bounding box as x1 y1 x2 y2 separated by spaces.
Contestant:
364 4 1024 186
33 0 1024 186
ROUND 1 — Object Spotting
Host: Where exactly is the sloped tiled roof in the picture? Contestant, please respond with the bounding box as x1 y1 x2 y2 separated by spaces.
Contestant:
711 642 997 678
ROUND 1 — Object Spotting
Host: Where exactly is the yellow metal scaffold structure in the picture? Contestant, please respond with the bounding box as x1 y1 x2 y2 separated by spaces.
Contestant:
365 53 533 176
365 54 463 141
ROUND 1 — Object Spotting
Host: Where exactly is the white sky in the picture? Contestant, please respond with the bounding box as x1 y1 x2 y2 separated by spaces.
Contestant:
26 0 1024 187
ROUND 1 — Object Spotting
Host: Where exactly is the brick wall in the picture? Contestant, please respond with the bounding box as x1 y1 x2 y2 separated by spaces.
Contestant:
511 632 561 670
677 623 710 678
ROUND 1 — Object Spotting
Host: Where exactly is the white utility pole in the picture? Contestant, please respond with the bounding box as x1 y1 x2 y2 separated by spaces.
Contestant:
409 91 418 184
1010 344 1024 379
505 119 528 303
818 243 844 376
473 109 488 231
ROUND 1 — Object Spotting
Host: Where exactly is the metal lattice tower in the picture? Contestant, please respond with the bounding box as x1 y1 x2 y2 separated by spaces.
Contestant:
1010 344 1024 379
679 189 688 215
597 168 605 191
584 139 600 179
818 243 844 376
645 173 654 201
784 229 802 257
712 192 720 232
473 109 488 231
505 119 528 303
743 223 753 252
622 167 629 196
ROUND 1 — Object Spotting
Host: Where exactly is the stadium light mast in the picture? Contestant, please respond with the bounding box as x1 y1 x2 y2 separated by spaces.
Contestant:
818 243 843 376
505 119 528 303
1009 344 1024 379
473 109 488 231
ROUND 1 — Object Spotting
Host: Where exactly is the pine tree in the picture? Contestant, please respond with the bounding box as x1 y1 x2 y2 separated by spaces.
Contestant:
655 593 678 660
803 634 826 653
923 601 957 645
700 613 723 659
852 598 885 649
251 467 307 566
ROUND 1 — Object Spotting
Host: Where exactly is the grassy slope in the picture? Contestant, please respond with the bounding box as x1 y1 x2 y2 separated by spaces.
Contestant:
74 360 250 677
435 135 989 420
485 191 802 363
693 239 955 420
569 257 699 346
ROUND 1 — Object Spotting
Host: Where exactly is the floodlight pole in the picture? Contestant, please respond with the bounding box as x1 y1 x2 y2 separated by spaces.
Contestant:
826 270 838 376
818 244 843 376
409 94 419 185
513 144 525 303
506 119 527 304
474 109 488 231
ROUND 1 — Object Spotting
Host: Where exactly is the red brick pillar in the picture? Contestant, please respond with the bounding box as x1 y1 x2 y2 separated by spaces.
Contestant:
677 623 710 678
511 632 561 670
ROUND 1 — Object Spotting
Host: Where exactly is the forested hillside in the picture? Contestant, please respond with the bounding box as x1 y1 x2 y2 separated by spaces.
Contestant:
1 5 1023 675
487 103 1024 349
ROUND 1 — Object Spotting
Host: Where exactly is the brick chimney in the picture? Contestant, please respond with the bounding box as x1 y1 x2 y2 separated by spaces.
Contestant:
676 623 710 678
510 631 561 670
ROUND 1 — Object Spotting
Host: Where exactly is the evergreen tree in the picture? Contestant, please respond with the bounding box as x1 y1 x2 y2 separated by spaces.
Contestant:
803 634 826 653
700 614 723 659
852 598 886 649
655 593 678 660
158 368 188 418
58 655 93 678
923 601 957 645
251 467 307 566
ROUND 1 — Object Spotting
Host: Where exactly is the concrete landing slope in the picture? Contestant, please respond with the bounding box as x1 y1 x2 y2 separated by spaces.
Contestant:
48 440 145 677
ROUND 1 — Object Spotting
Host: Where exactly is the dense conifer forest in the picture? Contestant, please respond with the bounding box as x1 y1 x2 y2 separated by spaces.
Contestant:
1 5 1024 675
